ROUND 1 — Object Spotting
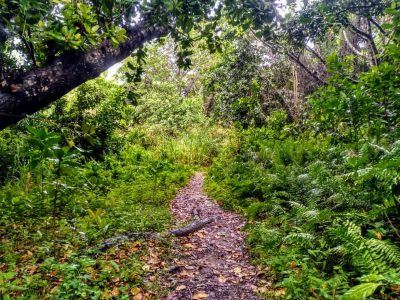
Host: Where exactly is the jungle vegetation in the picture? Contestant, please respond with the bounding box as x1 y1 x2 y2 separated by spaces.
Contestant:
1 0 400 299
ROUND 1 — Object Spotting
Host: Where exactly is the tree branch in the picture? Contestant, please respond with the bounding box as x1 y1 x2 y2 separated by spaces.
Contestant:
348 23 372 40
305 45 326 65
368 18 388 36
342 30 369 60
0 22 167 130
250 29 326 86
347 22 379 64
287 52 327 85
98 217 215 251
169 217 214 237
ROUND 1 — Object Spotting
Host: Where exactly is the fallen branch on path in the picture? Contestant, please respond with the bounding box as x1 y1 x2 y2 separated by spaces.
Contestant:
169 217 214 237
98 217 215 251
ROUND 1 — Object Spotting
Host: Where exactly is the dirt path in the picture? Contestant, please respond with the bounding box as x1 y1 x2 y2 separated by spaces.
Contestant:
163 173 266 300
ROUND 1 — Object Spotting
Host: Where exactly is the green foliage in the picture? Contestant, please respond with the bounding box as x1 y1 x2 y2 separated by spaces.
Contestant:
342 282 382 300
0 35 230 297
134 94 204 133
205 7 400 298
311 54 400 142
121 37 217 132
204 39 267 127
42 77 132 158
0 0 129 67
0 0 276 75
206 121 400 298
2 1 400 299
0 118 194 297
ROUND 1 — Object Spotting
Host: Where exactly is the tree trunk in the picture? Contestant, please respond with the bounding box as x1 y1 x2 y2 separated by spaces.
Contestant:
0 22 167 130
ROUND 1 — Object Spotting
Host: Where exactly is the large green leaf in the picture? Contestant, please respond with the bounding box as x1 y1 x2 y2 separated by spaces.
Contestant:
341 283 381 300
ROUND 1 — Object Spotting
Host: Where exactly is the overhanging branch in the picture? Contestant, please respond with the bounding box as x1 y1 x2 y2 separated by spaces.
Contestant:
0 22 167 130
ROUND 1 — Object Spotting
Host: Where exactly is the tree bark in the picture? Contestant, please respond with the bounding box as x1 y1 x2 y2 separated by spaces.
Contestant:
0 22 167 130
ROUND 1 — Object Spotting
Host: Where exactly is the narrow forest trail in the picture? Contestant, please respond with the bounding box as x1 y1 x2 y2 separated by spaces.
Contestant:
163 173 268 300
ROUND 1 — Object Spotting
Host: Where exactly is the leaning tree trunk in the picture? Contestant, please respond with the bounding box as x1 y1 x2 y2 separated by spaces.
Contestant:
0 22 167 130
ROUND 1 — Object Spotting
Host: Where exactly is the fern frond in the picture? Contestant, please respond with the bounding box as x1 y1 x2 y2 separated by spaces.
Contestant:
340 221 400 274
367 239 400 269
270 204 286 216
283 232 315 245
288 200 307 212
301 209 319 220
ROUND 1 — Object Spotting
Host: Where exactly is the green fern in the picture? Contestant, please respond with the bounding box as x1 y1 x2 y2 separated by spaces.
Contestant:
339 221 400 274
283 232 315 245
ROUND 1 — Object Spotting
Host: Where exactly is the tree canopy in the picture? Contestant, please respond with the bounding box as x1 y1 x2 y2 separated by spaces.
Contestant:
0 0 278 129
0 0 395 130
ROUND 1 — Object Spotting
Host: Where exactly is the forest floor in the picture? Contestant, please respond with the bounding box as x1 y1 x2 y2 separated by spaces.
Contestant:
161 173 269 299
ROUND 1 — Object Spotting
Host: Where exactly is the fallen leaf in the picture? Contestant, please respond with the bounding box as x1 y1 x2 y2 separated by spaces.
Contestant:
218 275 227 283
133 293 144 300
290 261 296 269
194 231 205 238
176 285 186 291
148 257 159 265
62 249 73 260
26 265 38 275
183 243 195 249
142 264 150 271
179 270 191 277
233 267 242 274
375 231 382 240
193 292 209 299
130 241 142 251
256 286 268 293
131 287 141 296
275 288 286 296
111 286 119 297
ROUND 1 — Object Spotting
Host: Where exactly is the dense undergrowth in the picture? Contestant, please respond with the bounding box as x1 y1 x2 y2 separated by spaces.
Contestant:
0 39 227 298
1 126 190 298
205 11 400 299
206 118 400 299
0 114 226 299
